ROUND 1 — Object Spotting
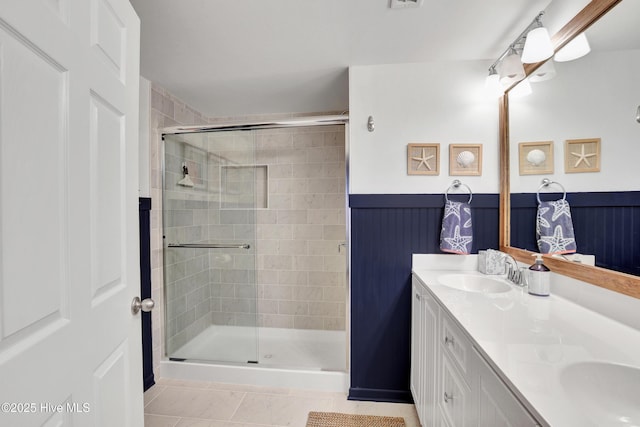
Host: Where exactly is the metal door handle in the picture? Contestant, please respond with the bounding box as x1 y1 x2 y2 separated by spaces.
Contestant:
131 297 155 315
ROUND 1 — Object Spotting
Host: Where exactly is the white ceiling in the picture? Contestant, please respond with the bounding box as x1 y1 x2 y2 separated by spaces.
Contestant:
130 0 560 117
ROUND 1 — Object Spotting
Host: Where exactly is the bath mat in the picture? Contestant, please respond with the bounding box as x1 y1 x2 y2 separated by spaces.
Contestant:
306 411 406 427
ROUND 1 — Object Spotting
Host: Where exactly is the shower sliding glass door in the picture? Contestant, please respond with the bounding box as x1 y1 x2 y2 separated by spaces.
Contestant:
163 130 259 364
162 117 349 373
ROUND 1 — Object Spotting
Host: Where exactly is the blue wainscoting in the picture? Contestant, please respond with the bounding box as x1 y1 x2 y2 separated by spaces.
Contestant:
139 197 155 392
511 192 640 276
348 194 499 403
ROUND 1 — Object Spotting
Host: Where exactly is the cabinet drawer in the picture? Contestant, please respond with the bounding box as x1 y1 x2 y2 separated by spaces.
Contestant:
440 311 471 380
438 352 471 427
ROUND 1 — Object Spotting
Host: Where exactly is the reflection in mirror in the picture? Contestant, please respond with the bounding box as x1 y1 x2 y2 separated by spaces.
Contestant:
508 0 640 276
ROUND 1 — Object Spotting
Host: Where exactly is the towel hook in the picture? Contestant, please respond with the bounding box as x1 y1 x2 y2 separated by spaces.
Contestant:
536 178 566 204
445 179 473 204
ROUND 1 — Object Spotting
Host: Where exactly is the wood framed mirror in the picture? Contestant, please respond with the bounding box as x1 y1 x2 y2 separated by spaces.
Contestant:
499 0 640 299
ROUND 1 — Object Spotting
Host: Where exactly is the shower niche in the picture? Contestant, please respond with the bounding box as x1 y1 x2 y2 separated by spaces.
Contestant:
221 165 268 209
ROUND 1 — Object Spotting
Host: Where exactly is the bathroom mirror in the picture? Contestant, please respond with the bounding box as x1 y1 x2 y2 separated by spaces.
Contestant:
499 0 640 299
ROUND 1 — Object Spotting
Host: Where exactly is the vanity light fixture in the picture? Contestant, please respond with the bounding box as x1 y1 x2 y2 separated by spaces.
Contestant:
555 32 591 62
528 59 556 83
498 46 526 87
484 66 504 97
521 15 554 63
486 11 552 93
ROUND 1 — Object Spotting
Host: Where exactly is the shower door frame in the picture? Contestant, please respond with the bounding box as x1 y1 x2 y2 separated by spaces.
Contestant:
160 114 351 371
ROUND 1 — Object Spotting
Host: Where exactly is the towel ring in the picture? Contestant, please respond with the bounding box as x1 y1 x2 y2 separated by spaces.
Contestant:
536 178 566 204
445 179 473 204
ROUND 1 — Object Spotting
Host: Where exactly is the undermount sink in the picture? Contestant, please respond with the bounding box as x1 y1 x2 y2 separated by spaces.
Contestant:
437 274 511 293
560 361 640 426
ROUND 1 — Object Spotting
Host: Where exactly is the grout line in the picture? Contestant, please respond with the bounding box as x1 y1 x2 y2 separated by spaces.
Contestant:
144 413 180 427
143 385 166 409
227 391 247 422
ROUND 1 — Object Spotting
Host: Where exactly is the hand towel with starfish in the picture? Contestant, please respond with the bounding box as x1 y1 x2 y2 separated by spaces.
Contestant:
440 200 473 254
536 198 577 254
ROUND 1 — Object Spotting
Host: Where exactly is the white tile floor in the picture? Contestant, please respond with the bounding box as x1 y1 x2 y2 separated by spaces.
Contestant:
144 379 420 427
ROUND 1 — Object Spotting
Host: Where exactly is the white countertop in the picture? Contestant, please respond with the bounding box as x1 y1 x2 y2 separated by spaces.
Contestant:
412 255 640 427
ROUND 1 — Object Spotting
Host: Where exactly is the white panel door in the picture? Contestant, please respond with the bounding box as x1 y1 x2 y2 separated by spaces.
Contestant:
0 0 142 426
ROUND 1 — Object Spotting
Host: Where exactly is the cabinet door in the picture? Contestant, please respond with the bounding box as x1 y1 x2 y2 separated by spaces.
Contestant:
411 276 440 427
411 280 423 414
438 352 472 427
421 288 439 426
475 350 540 427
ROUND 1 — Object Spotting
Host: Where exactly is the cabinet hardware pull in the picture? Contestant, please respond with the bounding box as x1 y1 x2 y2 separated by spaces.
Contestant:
444 392 454 403
444 336 455 346
415 294 421 300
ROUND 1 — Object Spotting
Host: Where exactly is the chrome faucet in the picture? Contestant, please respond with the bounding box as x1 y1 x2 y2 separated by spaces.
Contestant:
501 253 524 286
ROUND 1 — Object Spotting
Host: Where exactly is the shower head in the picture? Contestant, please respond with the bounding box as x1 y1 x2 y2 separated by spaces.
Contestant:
178 163 195 187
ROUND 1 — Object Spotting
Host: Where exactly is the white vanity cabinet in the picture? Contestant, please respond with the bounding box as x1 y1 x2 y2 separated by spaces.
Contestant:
411 277 439 426
475 351 540 427
411 275 541 427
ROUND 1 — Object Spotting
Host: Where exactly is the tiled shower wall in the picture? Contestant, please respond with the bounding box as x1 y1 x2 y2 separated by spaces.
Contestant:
148 83 346 370
223 126 347 331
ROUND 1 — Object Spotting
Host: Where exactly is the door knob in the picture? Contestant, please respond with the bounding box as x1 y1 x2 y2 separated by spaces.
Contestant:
131 297 155 315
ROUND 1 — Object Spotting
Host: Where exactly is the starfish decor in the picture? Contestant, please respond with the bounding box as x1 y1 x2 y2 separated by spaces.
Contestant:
443 225 473 253
443 201 462 220
570 144 597 168
412 148 434 170
550 199 572 221
536 206 550 234
538 225 576 253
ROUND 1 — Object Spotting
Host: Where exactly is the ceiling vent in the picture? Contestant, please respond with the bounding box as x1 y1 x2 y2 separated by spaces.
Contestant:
389 0 424 9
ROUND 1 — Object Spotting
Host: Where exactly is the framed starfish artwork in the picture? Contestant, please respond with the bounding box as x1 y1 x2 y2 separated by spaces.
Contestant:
565 138 601 173
407 143 440 175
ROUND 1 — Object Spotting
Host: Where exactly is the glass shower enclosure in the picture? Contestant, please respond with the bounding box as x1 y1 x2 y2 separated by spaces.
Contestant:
161 118 348 372
163 130 260 364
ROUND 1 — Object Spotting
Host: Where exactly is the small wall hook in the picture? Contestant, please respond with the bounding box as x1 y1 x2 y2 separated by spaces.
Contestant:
367 116 375 132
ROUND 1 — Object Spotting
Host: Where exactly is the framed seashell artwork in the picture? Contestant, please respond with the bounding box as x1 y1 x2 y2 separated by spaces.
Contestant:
518 141 554 175
449 144 482 176
407 143 440 175
565 138 601 173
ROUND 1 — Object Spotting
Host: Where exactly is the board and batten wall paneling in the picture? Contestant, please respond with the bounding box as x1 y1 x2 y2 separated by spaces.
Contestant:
349 194 499 402
511 192 640 276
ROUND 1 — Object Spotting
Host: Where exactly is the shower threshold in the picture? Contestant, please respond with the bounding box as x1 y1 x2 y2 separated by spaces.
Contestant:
161 325 348 392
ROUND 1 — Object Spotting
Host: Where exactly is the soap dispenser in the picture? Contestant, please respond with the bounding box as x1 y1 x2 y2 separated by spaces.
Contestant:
527 253 550 296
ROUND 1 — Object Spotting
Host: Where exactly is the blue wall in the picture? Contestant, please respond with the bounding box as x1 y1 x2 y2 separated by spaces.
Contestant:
511 192 640 276
348 194 499 402
139 197 155 392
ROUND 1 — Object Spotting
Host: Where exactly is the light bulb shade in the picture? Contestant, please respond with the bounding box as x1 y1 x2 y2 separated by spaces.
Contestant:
498 51 526 87
521 27 554 63
509 78 532 99
555 33 590 62
485 72 503 97
529 59 556 83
